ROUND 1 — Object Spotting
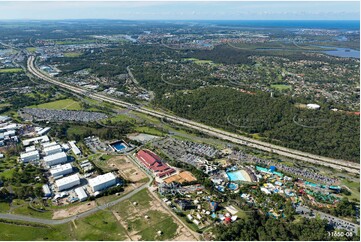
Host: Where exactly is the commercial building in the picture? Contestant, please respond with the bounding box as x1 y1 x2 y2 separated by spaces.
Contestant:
75 187 88 202
0 123 17 131
3 130 15 137
88 172 117 192
44 151 67 167
55 174 80 191
22 135 50 146
49 163 73 177
69 141 81 156
136 149 176 178
20 150 40 163
42 184 52 197
25 146 36 153
43 144 63 156
37 127 51 136
42 141 57 148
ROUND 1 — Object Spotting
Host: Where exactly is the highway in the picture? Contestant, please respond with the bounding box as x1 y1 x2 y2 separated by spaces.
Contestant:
27 55 359 174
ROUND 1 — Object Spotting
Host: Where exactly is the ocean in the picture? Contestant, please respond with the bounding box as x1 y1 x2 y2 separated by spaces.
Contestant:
193 20 360 30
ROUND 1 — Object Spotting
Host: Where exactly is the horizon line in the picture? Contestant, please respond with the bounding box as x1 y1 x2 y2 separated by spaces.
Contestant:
0 19 359 21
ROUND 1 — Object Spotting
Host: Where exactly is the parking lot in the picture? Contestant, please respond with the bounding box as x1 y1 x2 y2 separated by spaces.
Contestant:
21 108 108 122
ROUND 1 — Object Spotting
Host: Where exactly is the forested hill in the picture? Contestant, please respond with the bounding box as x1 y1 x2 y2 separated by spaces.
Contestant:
156 87 359 162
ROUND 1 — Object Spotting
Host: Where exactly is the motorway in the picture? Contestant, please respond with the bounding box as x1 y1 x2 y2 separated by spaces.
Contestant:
26 56 359 174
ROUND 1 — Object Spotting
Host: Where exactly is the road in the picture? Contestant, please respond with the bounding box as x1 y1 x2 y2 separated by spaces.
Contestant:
26 55 359 174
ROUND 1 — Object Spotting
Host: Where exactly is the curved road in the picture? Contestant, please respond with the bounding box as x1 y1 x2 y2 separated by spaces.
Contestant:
26 56 359 173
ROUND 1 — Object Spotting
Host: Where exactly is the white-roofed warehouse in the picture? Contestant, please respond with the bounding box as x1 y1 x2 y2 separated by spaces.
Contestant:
56 174 80 191
22 135 49 146
44 151 67 167
75 187 88 202
88 173 117 192
20 150 40 163
50 163 73 177
43 144 62 156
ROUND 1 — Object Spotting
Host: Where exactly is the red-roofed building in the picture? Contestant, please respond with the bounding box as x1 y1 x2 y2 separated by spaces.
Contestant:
136 149 175 178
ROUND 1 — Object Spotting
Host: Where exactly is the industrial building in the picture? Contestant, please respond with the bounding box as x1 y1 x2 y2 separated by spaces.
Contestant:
20 150 40 163
55 173 80 191
88 172 117 192
44 151 67 167
42 184 52 197
42 141 57 148
43 144 63 156
69 141 81 156
22 135 50 146
49 163 73 178
0 123 17 131
37 127 51 136
75 187 88 202
25 146 36 153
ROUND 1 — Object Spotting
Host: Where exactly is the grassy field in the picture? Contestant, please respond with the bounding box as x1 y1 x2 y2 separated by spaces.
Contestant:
111 189 179 240
0 203 10 213
0 68 23 73
341 179 360 202
106 114 137 124
73 211 128 240
63 52 82 57
28 98 82 110
10 202 53 219
0 222 73 241
135 126 165 136
271 84 292 91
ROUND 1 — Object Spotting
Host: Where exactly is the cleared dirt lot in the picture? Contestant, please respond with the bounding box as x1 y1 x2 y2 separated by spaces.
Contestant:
107 155 148 184
52 201 96 219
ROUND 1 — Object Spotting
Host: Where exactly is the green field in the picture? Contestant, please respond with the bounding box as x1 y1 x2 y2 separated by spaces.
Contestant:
111 189 179 240
73 211 128 240
135 126 164 136
341 179 360 202
105 114 137 124
28 98 82 110
0 68 23 73
0 222 73 241
63 52 82 57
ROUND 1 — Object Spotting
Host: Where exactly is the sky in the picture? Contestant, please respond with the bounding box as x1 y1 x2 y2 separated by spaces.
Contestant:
0 1 359 20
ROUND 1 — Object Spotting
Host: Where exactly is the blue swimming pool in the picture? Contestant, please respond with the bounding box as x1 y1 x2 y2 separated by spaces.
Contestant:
228 183 238 190
111 142 127 151
227 170 247 182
